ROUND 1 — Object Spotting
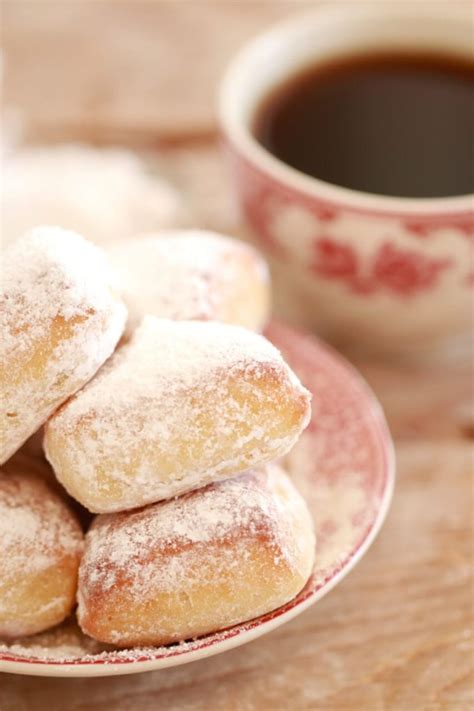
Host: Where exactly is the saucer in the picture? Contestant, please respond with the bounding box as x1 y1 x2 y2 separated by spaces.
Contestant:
0 321 394 677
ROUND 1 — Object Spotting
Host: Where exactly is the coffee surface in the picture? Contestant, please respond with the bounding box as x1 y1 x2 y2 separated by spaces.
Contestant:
253 52 474 198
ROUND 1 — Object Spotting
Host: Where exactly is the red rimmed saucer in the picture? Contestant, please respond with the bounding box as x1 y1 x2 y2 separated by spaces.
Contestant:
0 321 394 677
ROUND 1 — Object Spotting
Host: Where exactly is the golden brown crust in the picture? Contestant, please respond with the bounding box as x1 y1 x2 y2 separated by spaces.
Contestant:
0 472 84 638
77 465 315 647
44 318 311 513
0 227 127 463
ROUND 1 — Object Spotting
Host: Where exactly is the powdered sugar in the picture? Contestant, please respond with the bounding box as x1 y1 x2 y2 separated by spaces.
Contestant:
108 230 270 335
0 473 83 576
0 619 105 662
77 465 314 646
44 317 311 512
0 620 253 662
81 466 295 590
0 506 54 572
2 226 122 342
1 227 127 462
287 432 374 580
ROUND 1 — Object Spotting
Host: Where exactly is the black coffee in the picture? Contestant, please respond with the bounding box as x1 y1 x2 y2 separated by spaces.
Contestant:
253 52 474 198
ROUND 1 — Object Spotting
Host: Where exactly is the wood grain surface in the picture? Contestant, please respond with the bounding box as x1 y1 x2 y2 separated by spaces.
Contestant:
1 2 473 709
2 0 315 143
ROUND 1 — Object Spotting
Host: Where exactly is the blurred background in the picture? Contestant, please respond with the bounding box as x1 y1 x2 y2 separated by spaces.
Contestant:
1 2 473 710
3 1 284 236
3 2 318 144
2 3 331 260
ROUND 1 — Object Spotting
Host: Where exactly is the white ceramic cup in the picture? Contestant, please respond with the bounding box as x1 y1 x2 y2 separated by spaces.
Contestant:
219 4 473 360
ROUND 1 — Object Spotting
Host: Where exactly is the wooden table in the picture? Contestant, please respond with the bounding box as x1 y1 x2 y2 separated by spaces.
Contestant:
1 3 473 709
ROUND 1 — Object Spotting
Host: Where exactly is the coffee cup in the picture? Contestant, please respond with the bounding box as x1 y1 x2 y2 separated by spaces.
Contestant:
219 4 473 360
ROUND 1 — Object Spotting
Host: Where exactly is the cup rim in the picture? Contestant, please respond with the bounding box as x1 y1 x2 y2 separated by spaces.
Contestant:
218 4 474 216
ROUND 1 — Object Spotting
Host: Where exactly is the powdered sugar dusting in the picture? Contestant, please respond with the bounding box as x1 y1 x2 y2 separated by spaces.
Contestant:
287 433 374 580
77 465 314 646
0 506 55 572
44 317 310 512
0 473 83 574
1 226 127 462
108 230 270 335
80 465 306 595
0 619 258 662
0 472 84 627
0 619 105 661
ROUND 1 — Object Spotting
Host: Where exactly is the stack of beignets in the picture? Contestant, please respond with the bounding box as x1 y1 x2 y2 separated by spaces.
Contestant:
0 226 315 648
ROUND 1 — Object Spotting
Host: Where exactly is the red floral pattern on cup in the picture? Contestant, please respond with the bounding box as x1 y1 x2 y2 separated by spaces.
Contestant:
223 142 473 327
372 243 452 296
312 238 453 297
404 217 474 238
311 239 357 279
